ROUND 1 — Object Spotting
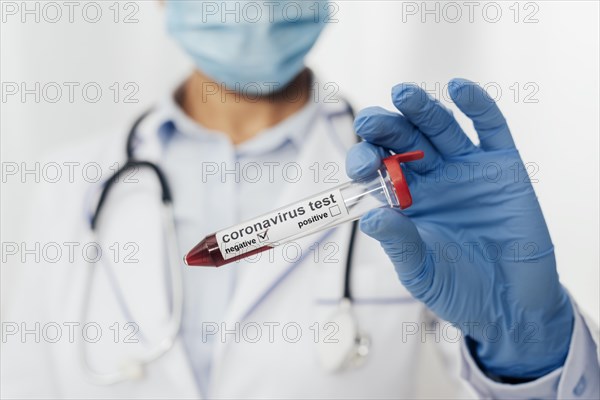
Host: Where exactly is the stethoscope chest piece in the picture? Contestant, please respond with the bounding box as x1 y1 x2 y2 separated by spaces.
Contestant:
317 298 370 373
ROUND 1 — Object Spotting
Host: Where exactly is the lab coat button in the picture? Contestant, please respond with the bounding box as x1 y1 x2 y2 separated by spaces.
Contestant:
573 375 586 396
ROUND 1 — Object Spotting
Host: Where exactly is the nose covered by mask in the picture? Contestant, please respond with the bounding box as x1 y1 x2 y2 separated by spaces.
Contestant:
166 1 329 94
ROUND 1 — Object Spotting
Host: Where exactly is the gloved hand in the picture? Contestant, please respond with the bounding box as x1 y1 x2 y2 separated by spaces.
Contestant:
346 79 574 379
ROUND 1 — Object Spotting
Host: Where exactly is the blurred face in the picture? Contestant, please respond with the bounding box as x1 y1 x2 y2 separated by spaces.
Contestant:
165 0 328 94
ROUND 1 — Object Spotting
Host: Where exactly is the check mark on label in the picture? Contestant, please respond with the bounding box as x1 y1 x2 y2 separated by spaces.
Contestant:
257 230 269 243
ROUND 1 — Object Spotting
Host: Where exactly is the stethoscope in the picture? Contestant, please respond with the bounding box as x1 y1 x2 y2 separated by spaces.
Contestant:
81 103 369 385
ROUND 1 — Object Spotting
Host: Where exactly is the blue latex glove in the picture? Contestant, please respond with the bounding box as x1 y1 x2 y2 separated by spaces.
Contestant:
346 79 574 379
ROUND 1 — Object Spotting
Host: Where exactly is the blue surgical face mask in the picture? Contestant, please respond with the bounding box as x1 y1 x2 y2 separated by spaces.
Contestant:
166 1 328 94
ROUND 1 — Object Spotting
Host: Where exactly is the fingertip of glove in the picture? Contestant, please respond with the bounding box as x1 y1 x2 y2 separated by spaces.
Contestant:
448 78 471 99
391 83 425 113
360 208 405 237
359 209 386 236
345 142 381 179
449 77 473 87
392 82 420 98
448 78 493 106
354 106 392 135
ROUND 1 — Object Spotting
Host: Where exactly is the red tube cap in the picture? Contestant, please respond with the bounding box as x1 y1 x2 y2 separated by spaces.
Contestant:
382 151 424 209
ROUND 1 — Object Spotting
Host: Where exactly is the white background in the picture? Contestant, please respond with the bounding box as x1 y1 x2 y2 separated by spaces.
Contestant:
1 1 598 323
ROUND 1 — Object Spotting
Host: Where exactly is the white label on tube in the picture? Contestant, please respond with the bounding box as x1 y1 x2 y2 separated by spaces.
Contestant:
216 189 349 260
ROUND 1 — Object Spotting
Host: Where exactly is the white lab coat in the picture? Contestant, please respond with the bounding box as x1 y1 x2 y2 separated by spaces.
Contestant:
2 97 599 399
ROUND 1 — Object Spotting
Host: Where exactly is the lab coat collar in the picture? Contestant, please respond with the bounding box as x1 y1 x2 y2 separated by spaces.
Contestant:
148 81 322 156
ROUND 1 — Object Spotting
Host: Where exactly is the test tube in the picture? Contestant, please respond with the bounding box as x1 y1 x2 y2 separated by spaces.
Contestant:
184 151 424 267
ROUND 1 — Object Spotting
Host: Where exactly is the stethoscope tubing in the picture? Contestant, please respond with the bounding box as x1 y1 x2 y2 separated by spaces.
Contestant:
81 101 360 384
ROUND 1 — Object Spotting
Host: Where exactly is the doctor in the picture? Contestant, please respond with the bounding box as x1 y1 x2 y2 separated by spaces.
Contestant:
2 0 599 399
